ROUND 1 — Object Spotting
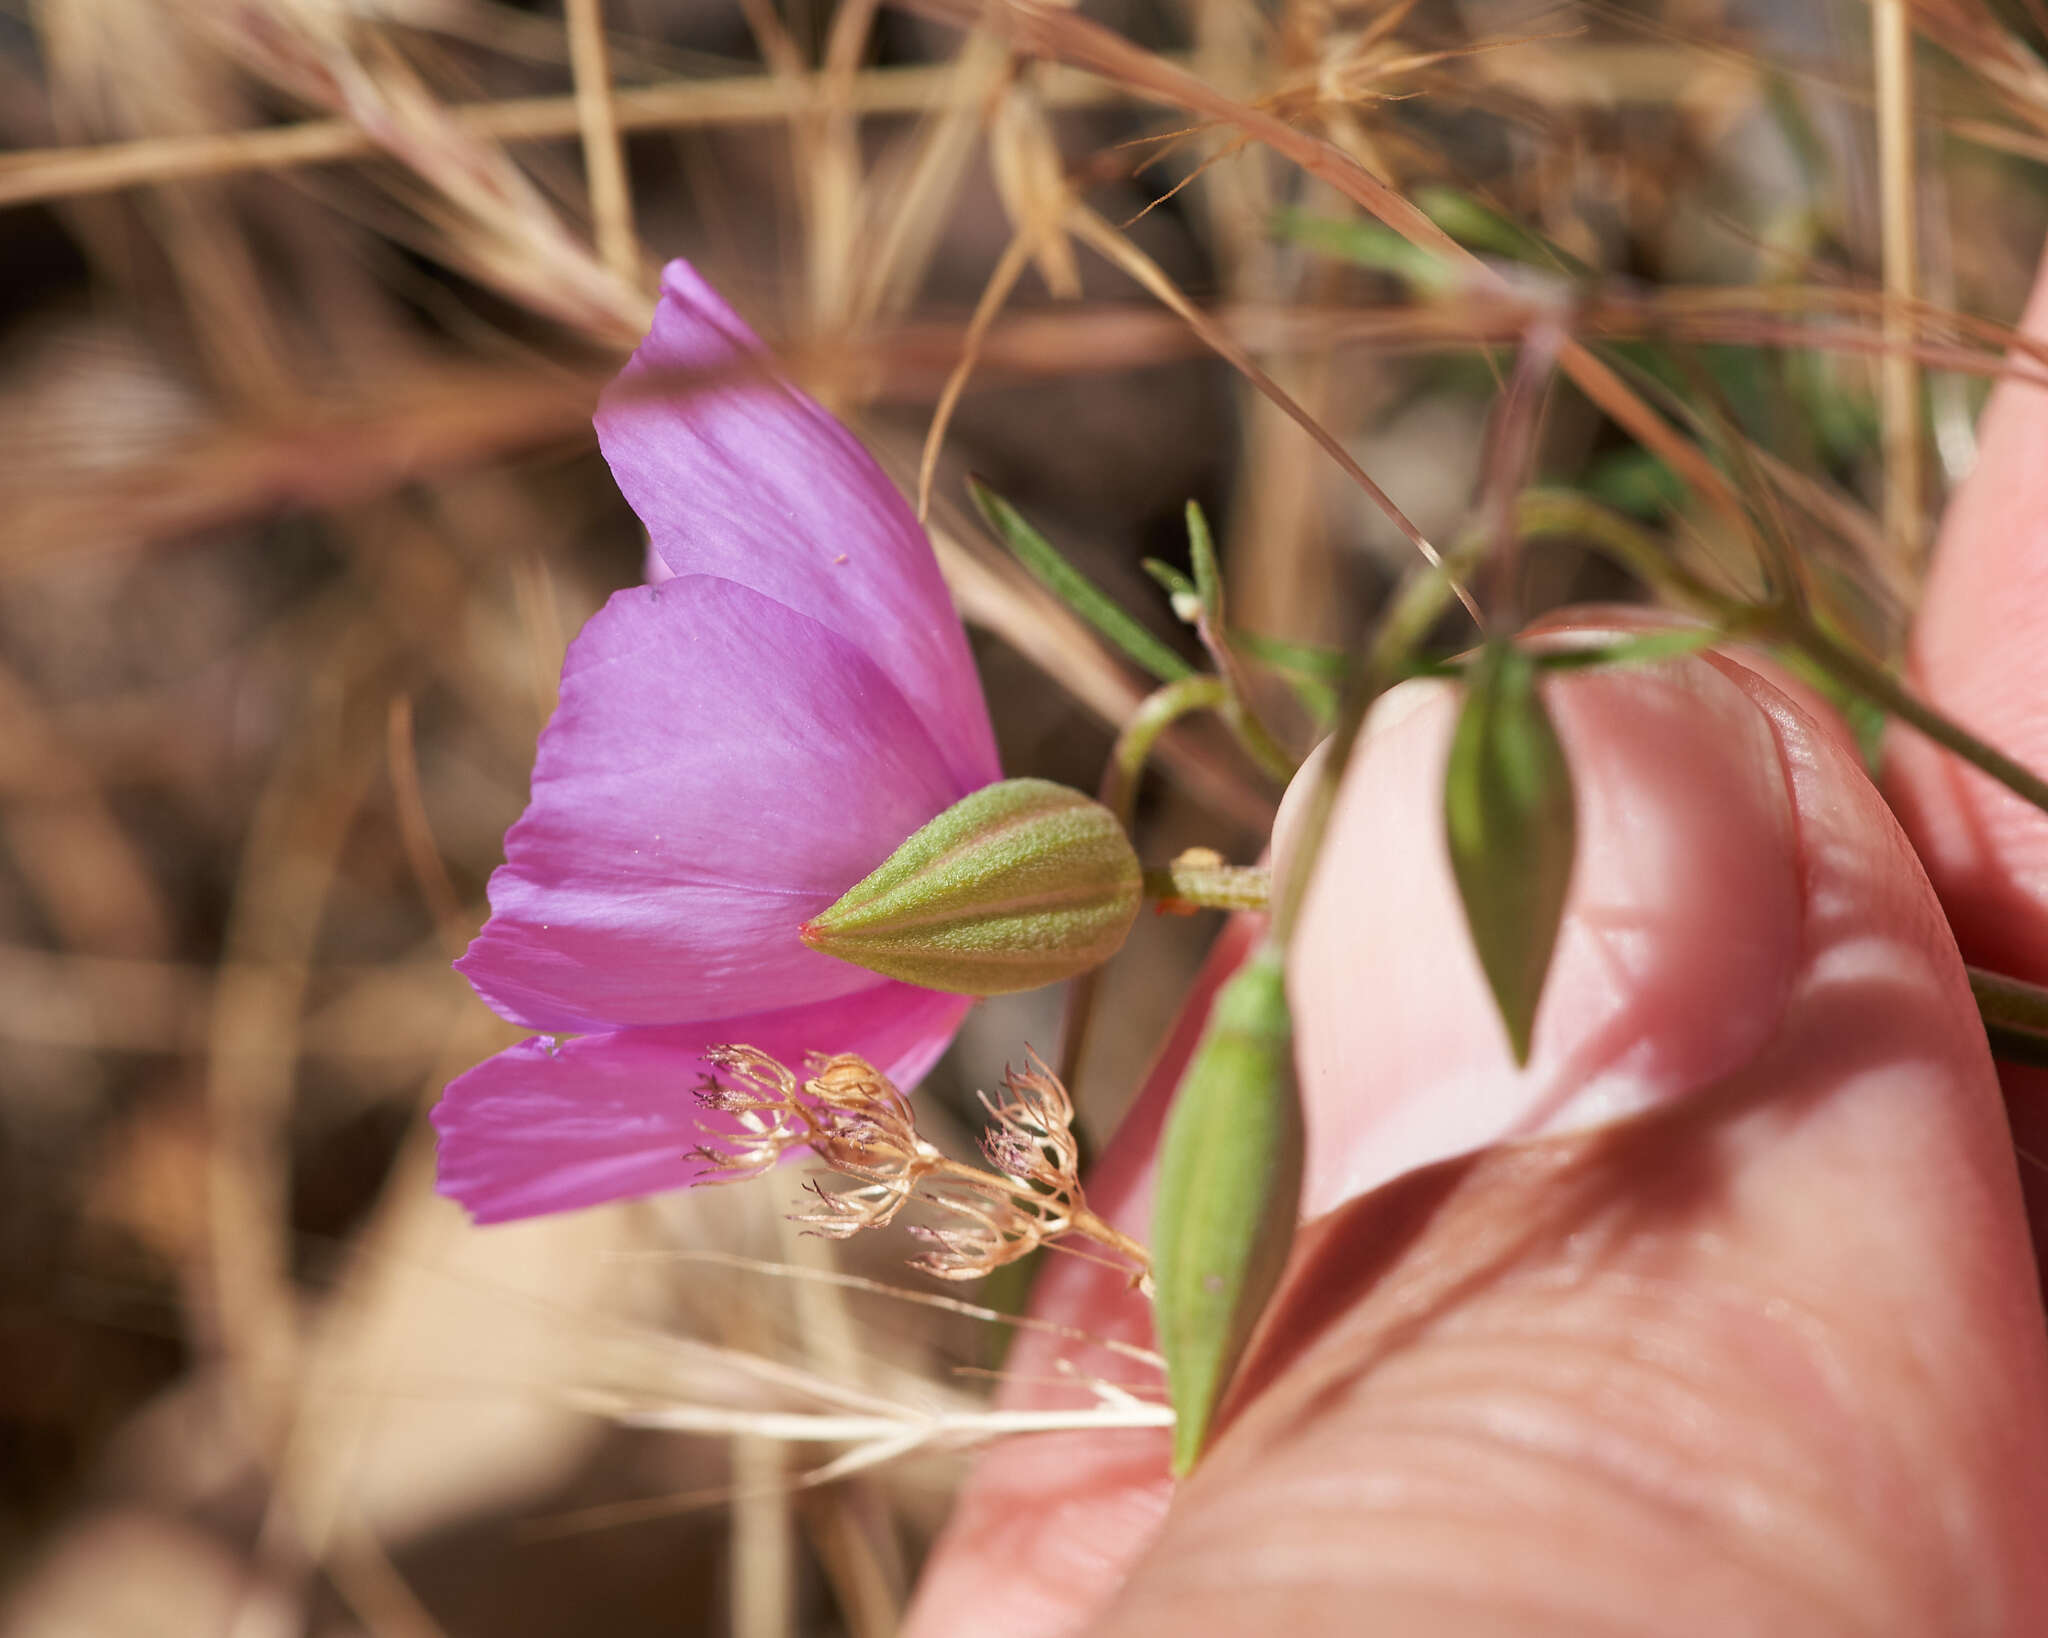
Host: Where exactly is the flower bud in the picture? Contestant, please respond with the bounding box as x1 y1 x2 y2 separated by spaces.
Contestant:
799 778 1141 995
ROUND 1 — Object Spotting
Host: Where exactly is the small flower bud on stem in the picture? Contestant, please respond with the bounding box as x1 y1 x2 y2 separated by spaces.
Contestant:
1143 851 1271 915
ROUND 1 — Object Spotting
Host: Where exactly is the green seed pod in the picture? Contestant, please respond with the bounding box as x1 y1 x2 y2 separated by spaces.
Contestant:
1150 939 1304 1476
800 778 1142 996
1444 640 1578 1065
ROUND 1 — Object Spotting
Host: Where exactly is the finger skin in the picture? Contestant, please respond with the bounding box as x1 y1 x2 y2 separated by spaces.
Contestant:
1094 665 2048 1635
1886 253 2048 1256
1888 258 2048 982
909 650 2048 1637
1283 656 1806 1211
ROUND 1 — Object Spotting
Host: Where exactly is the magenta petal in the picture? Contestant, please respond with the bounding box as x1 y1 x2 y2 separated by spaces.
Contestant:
595 261 1000 795
432 981 971 1222
457 575 974 1033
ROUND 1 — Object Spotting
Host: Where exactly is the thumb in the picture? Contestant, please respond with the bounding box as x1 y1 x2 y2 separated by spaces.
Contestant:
1100 648 2048 1635
909 646 2048 1637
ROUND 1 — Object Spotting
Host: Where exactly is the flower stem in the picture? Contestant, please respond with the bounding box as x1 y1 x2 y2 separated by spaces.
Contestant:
1142 859 1271 914
1523 482 2048 821
1776 619 2048 818
1102 674 1231 827
1274 542 1481 941
1221 692 1300 785
1512 487 1736 615
1064 674 1232 1088
929 1155 1155 1287
1067 1206 1156 1292
1177 500 1301 783
1191 614 1299 785
1970 966 2048 1069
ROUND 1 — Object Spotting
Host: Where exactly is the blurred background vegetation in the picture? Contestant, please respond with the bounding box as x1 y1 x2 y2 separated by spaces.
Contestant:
4 0 2048 1632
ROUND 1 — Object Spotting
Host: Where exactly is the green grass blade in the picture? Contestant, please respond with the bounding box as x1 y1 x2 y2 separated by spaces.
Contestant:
969 478 1193 684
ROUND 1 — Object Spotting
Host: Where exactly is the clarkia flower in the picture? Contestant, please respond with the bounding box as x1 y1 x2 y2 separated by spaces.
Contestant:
433 261 1002 1224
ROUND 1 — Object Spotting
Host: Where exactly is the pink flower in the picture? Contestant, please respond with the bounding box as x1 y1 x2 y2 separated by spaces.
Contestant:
433 262 1001 1223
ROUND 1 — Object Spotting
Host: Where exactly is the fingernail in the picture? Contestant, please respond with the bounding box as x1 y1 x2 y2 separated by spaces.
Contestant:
1275 651 1802 1217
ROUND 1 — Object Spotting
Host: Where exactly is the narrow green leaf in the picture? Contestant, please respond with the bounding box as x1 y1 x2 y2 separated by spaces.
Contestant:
1413 183 1592 277
1399 654 1466 681
968 478 1193 683
1151 941 1304 1475
1185 500 1222 623
1142 557 1198 599
1141 506 1226 631
1230 631 1344 726
1230 629 1347 683
1583 446 1686 520
1272 207 1454 291
1532 626 1721 672
1141 557 1203 625
1443 642 1577 1064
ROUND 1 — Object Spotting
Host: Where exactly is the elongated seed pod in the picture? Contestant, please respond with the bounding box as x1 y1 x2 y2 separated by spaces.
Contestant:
1151 939 1304 1475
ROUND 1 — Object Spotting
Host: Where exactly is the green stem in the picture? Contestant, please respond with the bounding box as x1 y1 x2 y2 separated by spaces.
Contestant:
1102 675 1231 828
1274 541 1483 942
1177 500 1301 784
1516 486 2048 818
1061 674 1232 1090
1511 488 1736 616
1143 860 1272 914
1780 622 2048 819
1971 966 2048 1070
1509 488 2048 820
1189 612 1299 787
1221 691 1299 785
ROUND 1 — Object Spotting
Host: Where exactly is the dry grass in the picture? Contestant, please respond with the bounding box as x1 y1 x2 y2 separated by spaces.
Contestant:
3 0 2047 1633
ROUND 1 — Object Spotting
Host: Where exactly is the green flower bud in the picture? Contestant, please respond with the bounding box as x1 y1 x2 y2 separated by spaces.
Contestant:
800 778 1141 996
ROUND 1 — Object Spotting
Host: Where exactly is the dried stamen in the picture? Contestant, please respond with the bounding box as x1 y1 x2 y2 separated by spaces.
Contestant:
691 1045 1151 1290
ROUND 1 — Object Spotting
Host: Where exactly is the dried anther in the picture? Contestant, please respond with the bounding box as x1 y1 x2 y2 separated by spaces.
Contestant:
692 1046 926 1215
694 1046 1151 1290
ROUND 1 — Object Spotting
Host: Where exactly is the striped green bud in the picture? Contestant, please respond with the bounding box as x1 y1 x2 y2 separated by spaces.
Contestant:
799 778 1141 996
